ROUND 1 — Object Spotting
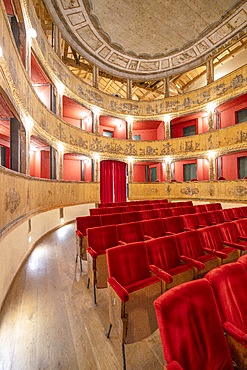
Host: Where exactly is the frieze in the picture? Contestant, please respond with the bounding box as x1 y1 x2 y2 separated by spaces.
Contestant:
181 187 200 196
234 186 247 197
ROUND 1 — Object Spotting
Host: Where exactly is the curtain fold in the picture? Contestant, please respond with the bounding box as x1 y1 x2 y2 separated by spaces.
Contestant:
100 160 126 204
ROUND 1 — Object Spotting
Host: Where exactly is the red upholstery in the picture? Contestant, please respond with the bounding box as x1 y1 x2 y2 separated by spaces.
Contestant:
233 218 247 239
222 208 236 221
106 241 161 294
205 203 218 211
146 235 204 283
240 206 247 217
194 204 207 213
121 211 142 223
218 222 247 253
157 208 172 218
140 209 159 220
231 207 245 219
182 205 196 214
141 218 166 238
180 214 201 230
90 207 108 215
238 254 247 267
87 224 119 256
176 230 220 273
195 211 213 227
116 221 148 244
154 279 233 370
198 225 242 262
207 210 225 224
100 212 123 226
170 207 185 216
213 202 222 210
205 263 247 368
163 216 185 234
76 215 101 237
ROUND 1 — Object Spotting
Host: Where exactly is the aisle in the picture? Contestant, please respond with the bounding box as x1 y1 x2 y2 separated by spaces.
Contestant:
0 222 163 370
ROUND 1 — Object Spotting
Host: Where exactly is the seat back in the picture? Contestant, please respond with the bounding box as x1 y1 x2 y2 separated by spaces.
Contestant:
194 204 207 213
181 214 199 230
231 207 244 219
205 203 217 211
117 221 145 243
233 218 247 238
182 205 196 214
87 224 118 253
121 211 142 223
100 212 123 226
170 207 185 216
141 218 166 238
198 225 223 251
163 216 184 234
157 208 172 218
208 210 225 224
106 241 151 288
196 211 213 227
217 222 239 244
205 262 247 334
76 215 102 236
154 279 233 370
176 230 205 259
222 208 235 221
141 209 159 220
146 235 181 271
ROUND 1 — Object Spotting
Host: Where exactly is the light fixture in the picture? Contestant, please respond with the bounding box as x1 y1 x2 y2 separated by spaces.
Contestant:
208 150 216 159
56 81 64 94
93 106 100 115
57 142 64 152
126 116 133 124
0 46 3 58
207 102 216 113
128 156 133 163
165 156 172 164
163 114 170 123
27 27 37 39
94 153 100 161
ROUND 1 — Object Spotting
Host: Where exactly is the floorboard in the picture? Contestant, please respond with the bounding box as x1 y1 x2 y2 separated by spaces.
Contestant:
0 222 163 370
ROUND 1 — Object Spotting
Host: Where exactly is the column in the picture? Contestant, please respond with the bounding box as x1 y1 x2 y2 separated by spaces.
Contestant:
126 116 133 140
55 85 63 117
93 155 100 182
53 24 61 58
127 79 132 99
20 125 30 175
207 103 216 131
25 28 37 78
208 152 216 181
165 157 172 182
56 144 64 180
50 146 57 179
10 117 21 172
206 59 214 85
128 157 133 183
164 77 170 98
50 83 56 113
92 65 99 89
164 115 171 139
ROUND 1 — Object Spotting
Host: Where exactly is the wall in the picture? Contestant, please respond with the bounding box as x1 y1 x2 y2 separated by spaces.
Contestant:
30 150 41 177
218 93 247 129
63 158 82 181
40 150 50 179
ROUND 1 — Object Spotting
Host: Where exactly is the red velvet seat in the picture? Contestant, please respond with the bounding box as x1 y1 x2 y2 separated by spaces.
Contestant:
116 221 149 244
205 203 218 211
163 216 185 234
176 229 222 275
157 208 172 218
146 235 204 291
233 218 247 240
194 204 207 213
86 224 119 305
170 207 185 216
222 208 236 221
154 279 233 370
217 222 247 257
75 215 102 269
121 210 142 223
100 212 123 226
231 207 245 219
238 253 247 267
240 206 247 217
182 205 196 214
141 218 166 238
140 208 159 220
205 263 247 369
208 209 225 224
106 241 172 369
180 213 201 230
198 225 243 264
90 207 107 215
195 211 213 227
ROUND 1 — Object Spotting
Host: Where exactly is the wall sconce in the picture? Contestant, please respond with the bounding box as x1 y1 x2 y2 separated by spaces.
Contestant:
208 150 216 159
56 81 64 94
128 156 133 164
0 46 3 58
126 116 133 124
93 106 100 115
27 27 37 38
94 153 100 161
163 114 170 123
165 156 172 164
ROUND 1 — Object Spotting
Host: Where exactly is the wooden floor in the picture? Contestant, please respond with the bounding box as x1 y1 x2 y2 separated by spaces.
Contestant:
0 222 164 370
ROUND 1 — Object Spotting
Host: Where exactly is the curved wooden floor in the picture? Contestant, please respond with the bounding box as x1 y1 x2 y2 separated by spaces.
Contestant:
0 222 163 370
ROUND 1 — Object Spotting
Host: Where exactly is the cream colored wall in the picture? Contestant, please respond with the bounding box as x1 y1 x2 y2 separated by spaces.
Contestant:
0 203 94 309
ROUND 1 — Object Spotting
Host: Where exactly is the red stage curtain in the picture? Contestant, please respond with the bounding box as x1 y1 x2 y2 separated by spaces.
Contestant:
114 160 126 203
100 160 114 204
100 160 126 204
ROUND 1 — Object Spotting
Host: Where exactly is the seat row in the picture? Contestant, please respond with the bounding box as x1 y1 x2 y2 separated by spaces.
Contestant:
90 200 194 215
103 230 247 369
97 198 168 208
154 255 247 369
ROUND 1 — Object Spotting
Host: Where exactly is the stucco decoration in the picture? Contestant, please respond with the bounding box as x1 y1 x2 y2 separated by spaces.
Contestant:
5 189 20 214
42 0 247 79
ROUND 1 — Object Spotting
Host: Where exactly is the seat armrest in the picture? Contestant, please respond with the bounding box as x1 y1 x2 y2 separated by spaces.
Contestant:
76 230 84 238
183 227 193 231
87 247 105 258
180 255 205 270
118 240 127 245
144 235 153 240
108 277 129 302
203 247 227 259
167 361 184 370
222 241 246 251
239 235 247 241
223 321 247 345
149 264 173 284
165 231 175 235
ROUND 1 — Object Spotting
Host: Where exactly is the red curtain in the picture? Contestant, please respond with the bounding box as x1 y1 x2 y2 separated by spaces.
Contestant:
100 160 114 204
100 160 126 204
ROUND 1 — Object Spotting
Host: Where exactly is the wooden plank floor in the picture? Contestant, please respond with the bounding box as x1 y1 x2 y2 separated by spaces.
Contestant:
0 222 164 370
